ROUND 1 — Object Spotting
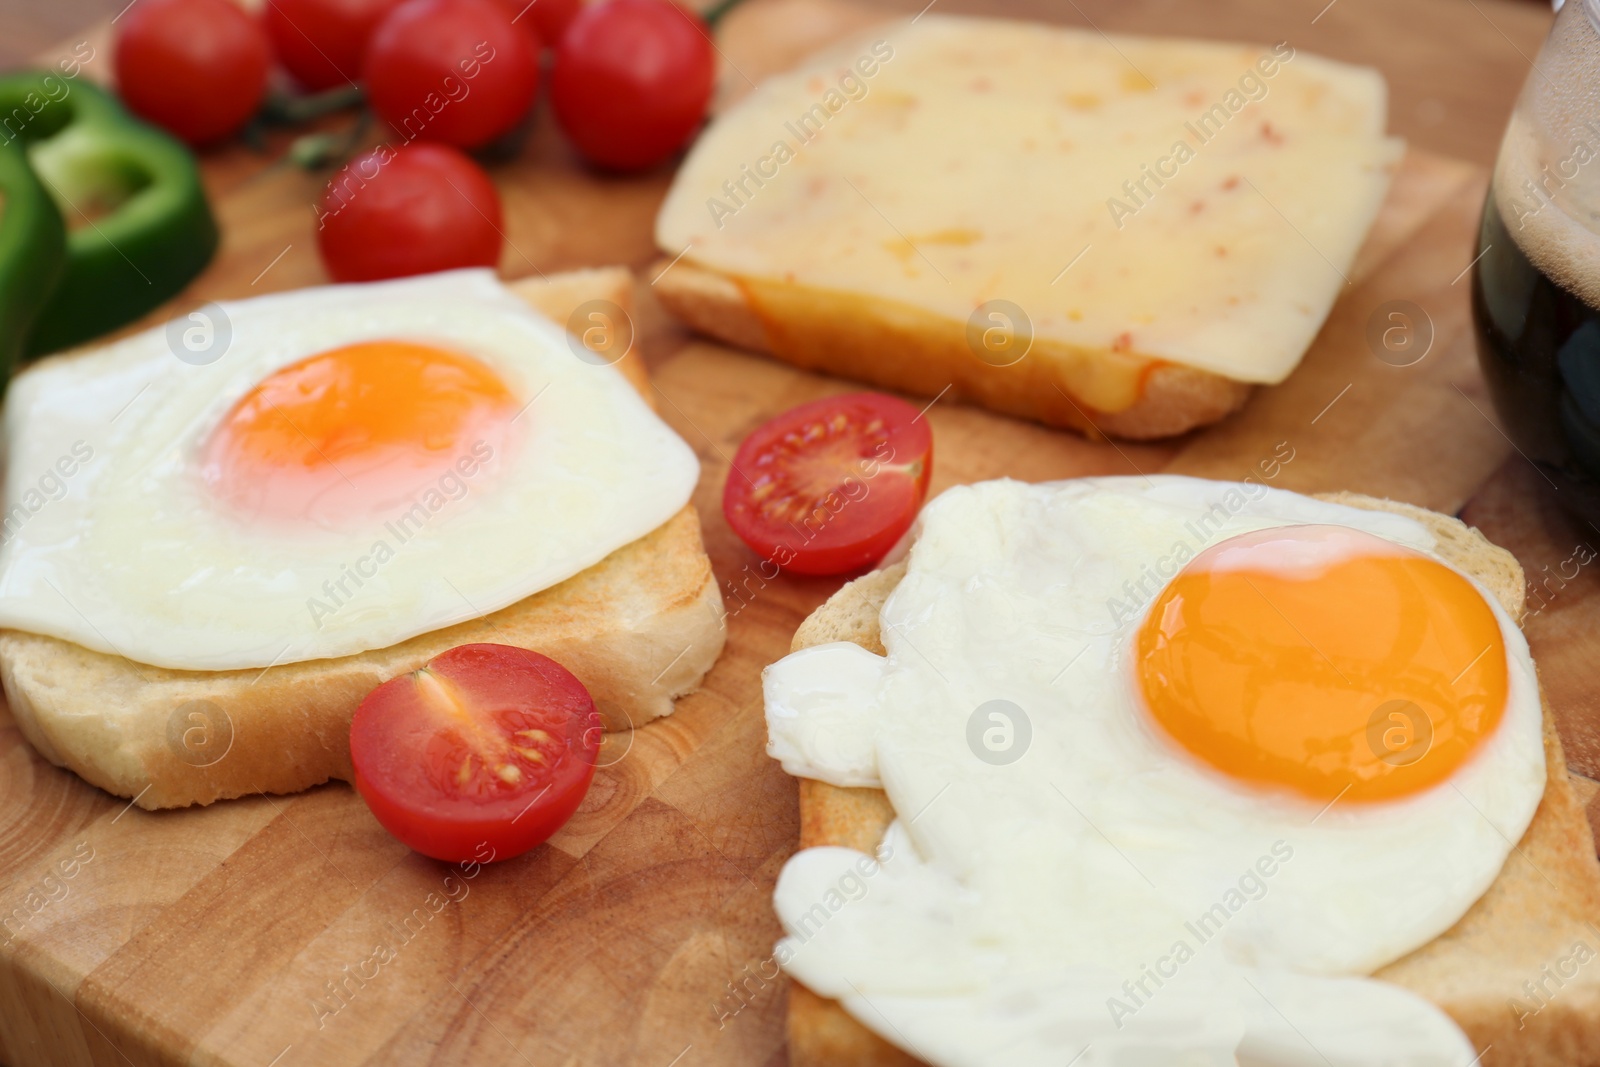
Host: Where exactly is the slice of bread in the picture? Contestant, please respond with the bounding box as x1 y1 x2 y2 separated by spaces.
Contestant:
0 268 726 810
781 494 1600 1066
650 262 1253 441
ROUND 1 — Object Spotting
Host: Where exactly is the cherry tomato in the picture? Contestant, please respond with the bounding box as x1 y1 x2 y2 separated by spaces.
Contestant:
495 0 583 47
114 0 272 145
551 0 715 171
350 644 603 862
723 393 934 577
365 0 540 149
263 0 407 92
315 142 504 282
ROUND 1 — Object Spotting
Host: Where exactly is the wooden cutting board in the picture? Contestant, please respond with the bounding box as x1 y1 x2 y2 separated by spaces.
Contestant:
2 3 1595 1066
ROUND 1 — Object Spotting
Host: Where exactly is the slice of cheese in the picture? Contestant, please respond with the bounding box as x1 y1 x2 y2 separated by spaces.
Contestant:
657 17 1401 407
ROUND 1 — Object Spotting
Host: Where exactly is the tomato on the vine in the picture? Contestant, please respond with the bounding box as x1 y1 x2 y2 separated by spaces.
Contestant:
723 393 934 577
551 0 715 171
315 142 503 282
350 644 603 863
365 0 540 149
114 0 272 145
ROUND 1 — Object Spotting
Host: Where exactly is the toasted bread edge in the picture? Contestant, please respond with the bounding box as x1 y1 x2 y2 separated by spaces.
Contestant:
781 493 1600 1066
650 261 1253 441
0 267 727 810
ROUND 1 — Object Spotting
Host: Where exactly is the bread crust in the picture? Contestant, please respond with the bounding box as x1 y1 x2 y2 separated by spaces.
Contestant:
782 494 1600 1066
2 505 724 810
651 260 1253 441
0 268 727 810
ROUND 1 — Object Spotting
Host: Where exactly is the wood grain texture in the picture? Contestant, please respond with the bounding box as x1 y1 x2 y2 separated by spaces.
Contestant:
1461 462 1600 848
0 2 1593 1066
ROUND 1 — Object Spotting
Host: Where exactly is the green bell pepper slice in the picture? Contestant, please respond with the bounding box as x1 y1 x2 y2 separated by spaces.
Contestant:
0 139 66 374
0 72 219 358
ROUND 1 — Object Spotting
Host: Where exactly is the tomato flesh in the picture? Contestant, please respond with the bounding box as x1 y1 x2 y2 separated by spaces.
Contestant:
723 392 934 576
115 0 272 145
316 142 503 282
550 0 715 171
350 643 602 862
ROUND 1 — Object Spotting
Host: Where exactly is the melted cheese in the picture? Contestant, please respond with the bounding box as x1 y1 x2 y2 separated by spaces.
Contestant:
658 18 1401 394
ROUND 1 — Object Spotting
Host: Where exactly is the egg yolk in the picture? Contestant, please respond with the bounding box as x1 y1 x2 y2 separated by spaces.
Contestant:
202 341 517 524
1135 525 1508 804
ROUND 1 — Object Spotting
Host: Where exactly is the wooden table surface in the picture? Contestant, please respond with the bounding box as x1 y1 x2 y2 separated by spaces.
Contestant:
4 2 1599 1067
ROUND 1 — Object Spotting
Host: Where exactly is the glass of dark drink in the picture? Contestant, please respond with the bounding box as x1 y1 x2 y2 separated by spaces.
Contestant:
1473 0 1600 523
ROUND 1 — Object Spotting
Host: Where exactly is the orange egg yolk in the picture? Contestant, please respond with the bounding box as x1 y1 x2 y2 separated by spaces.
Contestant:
1135 525 1508 804
202 341 517 524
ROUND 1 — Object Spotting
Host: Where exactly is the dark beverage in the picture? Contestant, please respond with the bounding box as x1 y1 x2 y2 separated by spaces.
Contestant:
1472 187 1600 522
1471 0 1600 524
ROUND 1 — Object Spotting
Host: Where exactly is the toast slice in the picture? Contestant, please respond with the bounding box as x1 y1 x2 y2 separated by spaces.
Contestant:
781 494 1600 1066
650 262 1253 441
654 18 1402 442
0 268 727 810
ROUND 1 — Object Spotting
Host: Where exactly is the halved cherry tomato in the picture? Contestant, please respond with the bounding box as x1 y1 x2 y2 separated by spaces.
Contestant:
263 0 408 92
114 0 273 145
350 643 602 862
315 142 503 282
550 0 715 171
364 0 540 149
723 392 933 577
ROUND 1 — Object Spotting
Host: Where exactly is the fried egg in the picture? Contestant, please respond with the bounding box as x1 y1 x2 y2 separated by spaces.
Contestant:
0 270 700 671
764 476 1544 1064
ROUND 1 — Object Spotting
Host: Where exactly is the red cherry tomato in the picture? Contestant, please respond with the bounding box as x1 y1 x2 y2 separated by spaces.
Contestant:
365 0 540 149
262 0 407 92
551 0 715 171
315 142 504 282
723 393 934 577
494 0 583 46
350 644 603 863
114 0 272 145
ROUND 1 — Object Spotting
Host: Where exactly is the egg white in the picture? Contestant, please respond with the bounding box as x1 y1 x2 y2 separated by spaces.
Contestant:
0 270 701 671
765 475 1544 1064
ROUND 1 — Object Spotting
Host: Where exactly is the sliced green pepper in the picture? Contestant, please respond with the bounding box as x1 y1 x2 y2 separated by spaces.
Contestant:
0 72 218 358
0 140 66 374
